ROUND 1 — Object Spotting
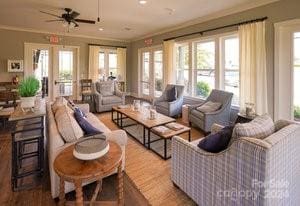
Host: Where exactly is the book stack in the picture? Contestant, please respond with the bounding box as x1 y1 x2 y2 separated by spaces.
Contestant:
152 126 172 135
165 122 184 131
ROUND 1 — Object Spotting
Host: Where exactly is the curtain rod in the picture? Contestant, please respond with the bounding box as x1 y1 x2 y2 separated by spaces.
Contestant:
164 16 268 41
88 43 127 49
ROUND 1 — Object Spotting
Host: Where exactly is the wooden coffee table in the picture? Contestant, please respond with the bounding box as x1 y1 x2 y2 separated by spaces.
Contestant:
112 106 176 146
54 141 124 206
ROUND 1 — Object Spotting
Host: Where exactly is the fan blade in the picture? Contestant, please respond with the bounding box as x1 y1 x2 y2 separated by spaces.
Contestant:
40 10 61 18
45 19 64 22
75 19 96 24
71 20 79 27
70 11 80 19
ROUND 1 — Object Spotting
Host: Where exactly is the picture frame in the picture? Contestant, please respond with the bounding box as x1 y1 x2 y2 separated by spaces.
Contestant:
8 59 24 72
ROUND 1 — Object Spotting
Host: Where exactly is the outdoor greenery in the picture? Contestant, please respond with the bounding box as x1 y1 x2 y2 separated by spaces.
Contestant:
18 76 40 97
155 79 163 92
294 105 300 119
196 81 211 97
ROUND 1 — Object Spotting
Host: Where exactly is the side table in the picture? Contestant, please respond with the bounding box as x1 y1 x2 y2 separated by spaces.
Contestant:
235 113 257 124
181 104 190 124
54 141 124 206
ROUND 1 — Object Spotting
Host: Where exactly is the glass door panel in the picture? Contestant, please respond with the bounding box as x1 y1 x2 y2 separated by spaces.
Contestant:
57 50 74 97
154 50 163 97
33 49 49 97
142 52 150 96
294 32 300 121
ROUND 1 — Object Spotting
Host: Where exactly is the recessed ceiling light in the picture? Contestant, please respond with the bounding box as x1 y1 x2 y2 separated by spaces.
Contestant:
124 27 132 31
139 0 147 5
98 28 104 31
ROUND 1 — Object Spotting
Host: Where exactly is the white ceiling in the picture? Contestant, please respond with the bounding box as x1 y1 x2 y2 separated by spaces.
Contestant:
0 0 277 41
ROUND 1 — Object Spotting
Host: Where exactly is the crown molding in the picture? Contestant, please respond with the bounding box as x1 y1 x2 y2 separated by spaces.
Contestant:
0 24 129 43
130 0 279 42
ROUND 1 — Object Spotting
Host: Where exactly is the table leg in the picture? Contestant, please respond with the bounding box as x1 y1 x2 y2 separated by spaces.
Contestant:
147 129 151 149
90 180 102 205
188 130 191 142
164 139 167 159
59 178 66 206
120 113 123 128
117 163 124 206
143 126 145 145
75 180 83 206
111 109 114 122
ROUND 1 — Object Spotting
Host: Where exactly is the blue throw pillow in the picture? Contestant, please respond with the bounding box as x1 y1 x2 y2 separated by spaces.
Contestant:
198 126 233 153
74 107 87 118
74 109 102 135
166 86 177 102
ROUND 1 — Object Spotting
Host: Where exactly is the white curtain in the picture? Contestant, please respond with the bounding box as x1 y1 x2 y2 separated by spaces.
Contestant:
88 45 100 82
163 40 175 85
239 21 268 115
117 48 127 83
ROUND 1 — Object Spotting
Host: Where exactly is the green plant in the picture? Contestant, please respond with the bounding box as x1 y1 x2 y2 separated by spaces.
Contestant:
18 76 40 97
155 79 163 92
294 105 300 119
196 81 211 97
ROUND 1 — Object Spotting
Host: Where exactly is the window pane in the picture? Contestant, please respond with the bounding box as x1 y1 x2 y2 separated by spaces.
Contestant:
224 37 239 105
58 51 73 96
99 52 105 68
294 32 300 121
176 44 189 94
154 50 163 97
142 52 150 82
109 52 117 68
195 41 215 98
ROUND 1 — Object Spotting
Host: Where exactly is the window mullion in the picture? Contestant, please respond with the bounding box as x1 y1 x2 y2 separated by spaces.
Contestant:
189 42 194 96
215 38 220 90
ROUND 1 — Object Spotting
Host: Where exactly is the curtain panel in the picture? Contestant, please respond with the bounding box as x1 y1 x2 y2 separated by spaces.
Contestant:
163 40 175 85
117 48 127 83
88 45 100 82
239 21 268 115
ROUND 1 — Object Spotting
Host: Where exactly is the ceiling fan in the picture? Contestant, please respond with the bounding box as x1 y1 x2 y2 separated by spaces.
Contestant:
40 8 96 28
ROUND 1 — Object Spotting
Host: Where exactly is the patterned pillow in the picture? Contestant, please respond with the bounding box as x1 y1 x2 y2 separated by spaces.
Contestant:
98 81 114 96
234 114 275 139
54 105 84 143
197 101 222 113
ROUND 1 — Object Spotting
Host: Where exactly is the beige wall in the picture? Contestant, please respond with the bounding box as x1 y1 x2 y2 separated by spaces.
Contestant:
129 0 300 116
0 29 131 83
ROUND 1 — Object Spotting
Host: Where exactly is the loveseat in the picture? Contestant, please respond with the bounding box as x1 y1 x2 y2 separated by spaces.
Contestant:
47 100 127 198
171 120 300 205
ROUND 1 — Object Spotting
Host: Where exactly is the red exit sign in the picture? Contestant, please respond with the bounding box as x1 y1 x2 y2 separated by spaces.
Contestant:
144 38 153 46
49 35 59 44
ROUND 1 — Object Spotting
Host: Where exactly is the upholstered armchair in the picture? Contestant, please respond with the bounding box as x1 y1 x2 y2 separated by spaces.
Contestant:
154 84 185 117
189 89 233 133
93 81 125 112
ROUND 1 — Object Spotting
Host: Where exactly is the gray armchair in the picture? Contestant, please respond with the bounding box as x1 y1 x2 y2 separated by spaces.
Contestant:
189 89 233 133
93 81 125 113
154 84 185 117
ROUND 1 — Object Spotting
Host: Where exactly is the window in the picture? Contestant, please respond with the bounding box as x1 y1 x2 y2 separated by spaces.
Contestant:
294 32 300 121
98 49 118 78
154 50 163 97
195 41 215 98
175 44 190 94
142 52 150 95
174 33 240 105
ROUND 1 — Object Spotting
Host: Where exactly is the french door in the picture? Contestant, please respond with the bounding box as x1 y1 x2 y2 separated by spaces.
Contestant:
140 46 163 99
24 43 79 100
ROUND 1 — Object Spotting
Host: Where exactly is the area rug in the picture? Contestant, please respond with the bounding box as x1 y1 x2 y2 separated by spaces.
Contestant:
97 112 199 206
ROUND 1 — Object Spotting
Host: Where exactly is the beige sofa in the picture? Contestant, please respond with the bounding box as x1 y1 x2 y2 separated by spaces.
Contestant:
46 102 127 198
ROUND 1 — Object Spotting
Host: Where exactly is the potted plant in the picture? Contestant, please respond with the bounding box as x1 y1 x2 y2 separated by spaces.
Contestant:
18 76 40 111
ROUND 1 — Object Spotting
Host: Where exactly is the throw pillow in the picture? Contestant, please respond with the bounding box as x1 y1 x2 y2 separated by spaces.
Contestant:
166 86 177 102
198 126 234 153
197 101 222 113
52 96 68 114
74 107 87 118
74 109 102 135
99 81 114 96
55 105 84 143
233 114 275 140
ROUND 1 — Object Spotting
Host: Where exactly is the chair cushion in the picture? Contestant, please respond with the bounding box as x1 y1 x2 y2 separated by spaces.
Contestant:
102 95 122 105
74 109 102 135
155 101 169 109
198 126 233 153
196 101 222 113
191 109 204 119
97 81 114 96
233 114 275 140
166 86 177 102
54 105 84 143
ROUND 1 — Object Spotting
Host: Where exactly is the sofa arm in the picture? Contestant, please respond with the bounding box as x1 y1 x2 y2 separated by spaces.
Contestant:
105 130 128 146
211 123 224 134
76 103 90 113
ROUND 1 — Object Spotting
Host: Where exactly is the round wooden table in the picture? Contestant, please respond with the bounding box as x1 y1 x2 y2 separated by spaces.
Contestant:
54 141 123 206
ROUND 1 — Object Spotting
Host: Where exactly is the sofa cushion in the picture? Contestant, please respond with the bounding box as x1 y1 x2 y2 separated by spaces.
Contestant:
85 113 111 133
166 86 177 102
74 109 102 135
234 114 275 140
52 96 68 114
97 81 115 96
102 95 122 105
196 101 222 113
155 101 169 109
198 126 233 153
191 109 205 119
54 105 84 143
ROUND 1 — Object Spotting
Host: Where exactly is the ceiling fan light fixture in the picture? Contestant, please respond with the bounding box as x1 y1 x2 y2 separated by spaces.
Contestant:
139 0 147 5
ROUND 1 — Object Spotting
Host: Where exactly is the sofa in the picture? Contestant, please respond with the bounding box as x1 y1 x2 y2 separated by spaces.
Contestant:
93 81 125 113
47 101 127 198
189 89 233 133
171 120 300 206
154 84 185 117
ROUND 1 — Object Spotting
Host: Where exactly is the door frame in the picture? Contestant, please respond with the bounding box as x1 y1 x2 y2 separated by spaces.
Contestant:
138 45 163 100
24 43 80 100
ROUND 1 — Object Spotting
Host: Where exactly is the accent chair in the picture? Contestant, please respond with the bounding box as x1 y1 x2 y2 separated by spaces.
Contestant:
189 89 233 133
154 84 184 117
